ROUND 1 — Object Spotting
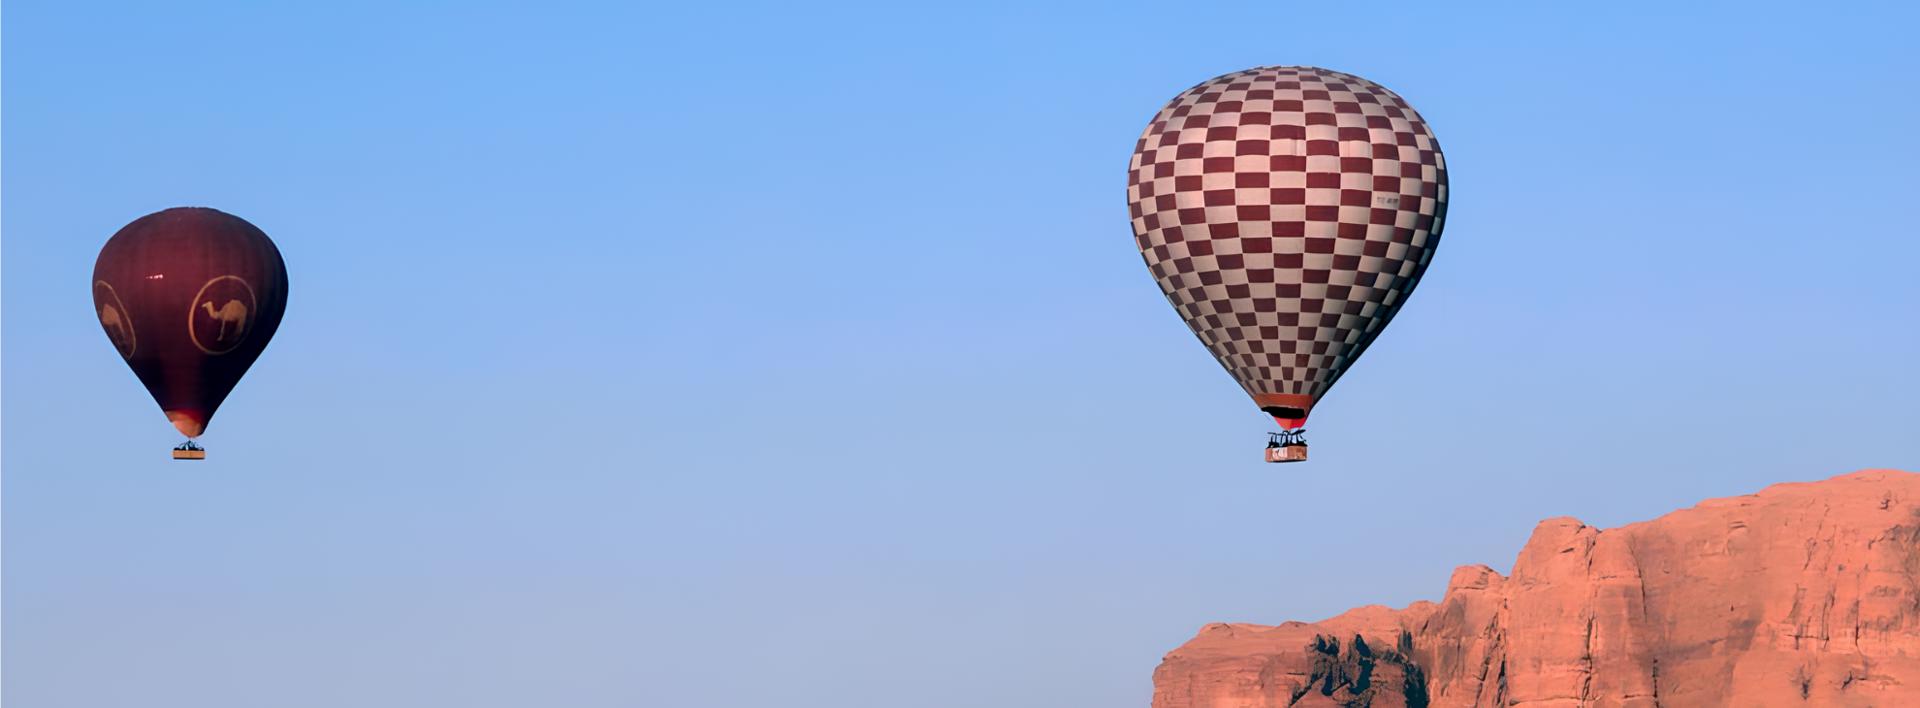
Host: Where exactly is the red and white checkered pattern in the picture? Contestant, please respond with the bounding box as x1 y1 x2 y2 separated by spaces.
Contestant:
1128 66 1447 407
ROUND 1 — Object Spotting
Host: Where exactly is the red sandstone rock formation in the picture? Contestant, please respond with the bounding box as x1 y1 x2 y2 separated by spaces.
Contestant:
1152 470 1920 708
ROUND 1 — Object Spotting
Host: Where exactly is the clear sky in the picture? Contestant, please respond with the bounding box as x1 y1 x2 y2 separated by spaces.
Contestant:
4 1 1916 706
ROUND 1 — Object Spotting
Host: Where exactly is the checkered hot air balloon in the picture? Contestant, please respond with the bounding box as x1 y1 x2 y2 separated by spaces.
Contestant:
1126 66 1447 461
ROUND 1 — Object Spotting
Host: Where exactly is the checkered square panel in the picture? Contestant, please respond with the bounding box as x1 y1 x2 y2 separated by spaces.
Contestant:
1128 66 1448 406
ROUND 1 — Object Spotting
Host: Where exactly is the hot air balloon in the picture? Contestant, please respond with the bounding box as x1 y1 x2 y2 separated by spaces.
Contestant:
1126 66 1447 462
93 207 289 459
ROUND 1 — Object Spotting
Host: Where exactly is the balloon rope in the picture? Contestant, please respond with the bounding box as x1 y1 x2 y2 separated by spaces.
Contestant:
1267 429 1308 447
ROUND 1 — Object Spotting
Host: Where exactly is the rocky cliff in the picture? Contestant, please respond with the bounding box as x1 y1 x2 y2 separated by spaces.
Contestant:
1152 469 1920 708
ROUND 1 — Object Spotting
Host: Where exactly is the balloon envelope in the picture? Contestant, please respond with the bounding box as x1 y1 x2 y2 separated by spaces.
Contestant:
1127 66 1447 428
93 207 288 437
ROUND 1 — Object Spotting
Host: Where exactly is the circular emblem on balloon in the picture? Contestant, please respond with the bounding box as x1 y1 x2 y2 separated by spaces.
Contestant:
94 280 137 359
189 275 258 355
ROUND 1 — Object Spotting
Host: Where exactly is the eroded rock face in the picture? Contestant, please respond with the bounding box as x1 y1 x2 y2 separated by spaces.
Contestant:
1151 470 1920 708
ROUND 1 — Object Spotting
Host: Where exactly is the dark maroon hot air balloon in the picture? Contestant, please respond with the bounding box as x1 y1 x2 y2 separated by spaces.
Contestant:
93 207 288 458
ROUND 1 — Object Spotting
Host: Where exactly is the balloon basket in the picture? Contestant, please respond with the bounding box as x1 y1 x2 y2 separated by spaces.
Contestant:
1265 430 1307 463
172 441 205 460
1265 445 1307 463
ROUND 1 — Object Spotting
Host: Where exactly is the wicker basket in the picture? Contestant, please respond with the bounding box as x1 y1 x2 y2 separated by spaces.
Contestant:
1265 445 1308 463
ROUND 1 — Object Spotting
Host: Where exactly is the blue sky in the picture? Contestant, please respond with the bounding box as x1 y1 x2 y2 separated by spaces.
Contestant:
5 1 1916 706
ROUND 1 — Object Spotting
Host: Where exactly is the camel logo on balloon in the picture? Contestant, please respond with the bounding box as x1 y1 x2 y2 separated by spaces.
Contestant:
202 299 249 340
102 303 131 338
189 275 258 355
94 280 137 359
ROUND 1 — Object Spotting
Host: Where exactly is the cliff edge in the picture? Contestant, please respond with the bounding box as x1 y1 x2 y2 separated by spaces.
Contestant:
1152 469 1920 708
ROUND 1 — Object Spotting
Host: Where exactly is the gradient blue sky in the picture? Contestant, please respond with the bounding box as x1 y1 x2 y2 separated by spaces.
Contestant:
5 2 1916 706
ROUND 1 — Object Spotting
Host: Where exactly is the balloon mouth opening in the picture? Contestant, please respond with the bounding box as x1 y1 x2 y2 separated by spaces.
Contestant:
1260 406 1308 420
1261 406 1308 430
167 411 206 438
